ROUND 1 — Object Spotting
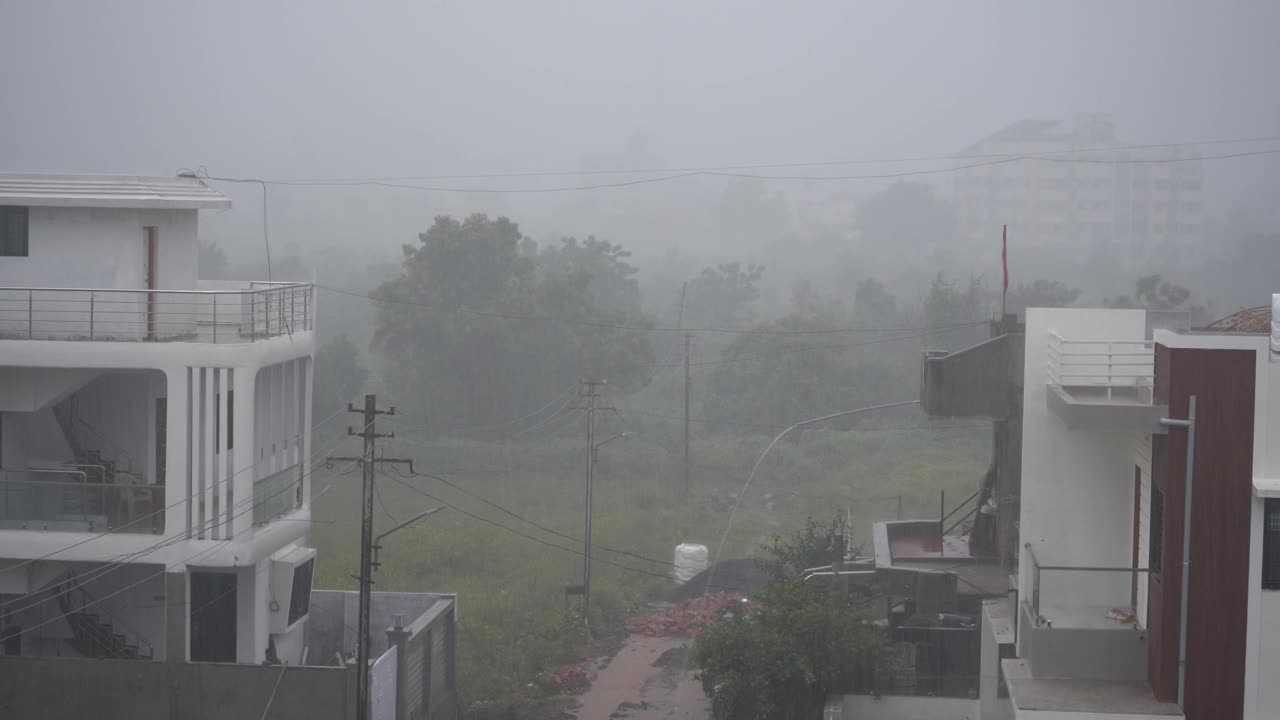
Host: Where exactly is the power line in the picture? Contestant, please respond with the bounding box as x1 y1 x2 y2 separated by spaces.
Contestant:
0 408 357 580
200 146 1280 194
315 283 984 336
374 469 752 593
195 132 1280 185
392 465 685 572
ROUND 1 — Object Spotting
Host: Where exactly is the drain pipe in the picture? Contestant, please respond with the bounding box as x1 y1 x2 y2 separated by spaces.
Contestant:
1160 395 1196 710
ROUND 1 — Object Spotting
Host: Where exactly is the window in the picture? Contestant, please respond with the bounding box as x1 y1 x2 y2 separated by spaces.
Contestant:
1264 500 1280 590
287 558 314 625
0 206 28 257
1150 486 1165 577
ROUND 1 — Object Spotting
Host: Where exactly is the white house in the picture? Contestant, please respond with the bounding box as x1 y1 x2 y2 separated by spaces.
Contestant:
0 174 317 666
980 302 1280 720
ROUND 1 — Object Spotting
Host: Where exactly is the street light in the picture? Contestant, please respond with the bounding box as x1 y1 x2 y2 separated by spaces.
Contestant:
704 400 920 595
592 431 633 463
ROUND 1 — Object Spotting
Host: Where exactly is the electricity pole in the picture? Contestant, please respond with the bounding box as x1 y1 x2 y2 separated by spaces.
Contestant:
683 331 693 497
328 395 408 720
577 378 612 623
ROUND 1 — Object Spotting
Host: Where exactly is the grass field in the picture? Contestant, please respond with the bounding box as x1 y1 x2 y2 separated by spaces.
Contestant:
309 420 988 710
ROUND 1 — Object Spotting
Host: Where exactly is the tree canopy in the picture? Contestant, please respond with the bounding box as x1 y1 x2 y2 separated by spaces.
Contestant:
371 214 655 433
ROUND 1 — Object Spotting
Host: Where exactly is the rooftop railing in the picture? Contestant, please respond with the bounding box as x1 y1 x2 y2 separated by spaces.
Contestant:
0 281 312 343
1046 331 1155 402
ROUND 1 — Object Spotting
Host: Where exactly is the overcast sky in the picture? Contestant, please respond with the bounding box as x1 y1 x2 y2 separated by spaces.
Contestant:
3 0 1277 176
2 0 1278 265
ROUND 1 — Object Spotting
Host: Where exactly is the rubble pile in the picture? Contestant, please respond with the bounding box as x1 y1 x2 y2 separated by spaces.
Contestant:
624 592 746 637
541 661 592 693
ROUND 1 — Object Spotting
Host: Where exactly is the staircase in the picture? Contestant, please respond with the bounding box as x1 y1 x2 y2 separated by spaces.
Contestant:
52 398 130 519
55 575 155 661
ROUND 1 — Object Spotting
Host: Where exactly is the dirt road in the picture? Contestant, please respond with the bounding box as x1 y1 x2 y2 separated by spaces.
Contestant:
571 634 712 720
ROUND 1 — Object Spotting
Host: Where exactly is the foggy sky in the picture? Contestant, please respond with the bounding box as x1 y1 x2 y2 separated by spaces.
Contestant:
2 0 1279 264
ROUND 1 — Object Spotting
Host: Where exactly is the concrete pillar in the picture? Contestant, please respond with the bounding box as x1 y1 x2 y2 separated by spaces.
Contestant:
164 570 188 662
385 616 411 720
163 368 190 538
231 368 257 537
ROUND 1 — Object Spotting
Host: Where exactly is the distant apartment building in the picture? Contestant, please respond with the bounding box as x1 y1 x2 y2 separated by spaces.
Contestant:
950 115 1204 261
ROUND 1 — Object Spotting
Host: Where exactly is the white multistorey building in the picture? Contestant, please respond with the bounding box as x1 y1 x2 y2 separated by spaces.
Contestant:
0 174 317 665
980 302 1280 720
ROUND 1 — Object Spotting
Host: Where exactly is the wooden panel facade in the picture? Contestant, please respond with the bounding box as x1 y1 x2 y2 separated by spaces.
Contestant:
1147 346 1255 718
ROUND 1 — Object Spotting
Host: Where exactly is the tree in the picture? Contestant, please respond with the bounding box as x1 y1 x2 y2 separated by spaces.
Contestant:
198 241 229 280
1105 274 1209 321
702 291 908 432
680 262 765 330
855 182 957 268
1006 279 1081 317
691 520 889 720
1105 274 1190 310
313 334 368 421
923 273 991 351
371 214 655 432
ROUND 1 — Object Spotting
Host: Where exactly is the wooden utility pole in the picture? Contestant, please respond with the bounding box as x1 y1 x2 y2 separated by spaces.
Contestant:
329 395 402 720
683 332 693 497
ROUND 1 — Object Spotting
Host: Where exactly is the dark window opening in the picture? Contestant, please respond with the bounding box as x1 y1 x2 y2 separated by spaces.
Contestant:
1150 486 1164 577
0 207 28 257
1264 499 1280 590
287 558 314 626
155 398 167 486
226 390 233 450
190 572 237 662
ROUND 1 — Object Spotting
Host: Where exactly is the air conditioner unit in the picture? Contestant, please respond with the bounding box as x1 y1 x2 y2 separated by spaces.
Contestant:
269 545 317 633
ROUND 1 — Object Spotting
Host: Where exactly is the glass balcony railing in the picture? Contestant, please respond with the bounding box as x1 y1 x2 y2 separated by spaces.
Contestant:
1024 543 1149 630
0 468 164 533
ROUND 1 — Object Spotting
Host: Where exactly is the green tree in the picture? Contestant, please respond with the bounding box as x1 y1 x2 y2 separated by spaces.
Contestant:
1006 279 1082 317
702 297 907 432
692 521 889 720
680 262 765 330
313 334 368 421
198 241 229 280
1105 274 1191 310
372 214 655 431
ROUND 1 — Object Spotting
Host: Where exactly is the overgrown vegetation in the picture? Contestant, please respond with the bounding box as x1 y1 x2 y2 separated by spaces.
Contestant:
691 519 891 720
309 427 986 713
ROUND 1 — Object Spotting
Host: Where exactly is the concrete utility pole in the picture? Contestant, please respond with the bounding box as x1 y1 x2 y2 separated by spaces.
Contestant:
683 331 693 498
329 395 407 720
577 379 613 623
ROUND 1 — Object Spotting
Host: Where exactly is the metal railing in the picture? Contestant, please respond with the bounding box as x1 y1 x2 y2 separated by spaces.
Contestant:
0 469 163 533
0 282 312 343
59 572 156 660
1046 331 1155 402
1024 543 1148 629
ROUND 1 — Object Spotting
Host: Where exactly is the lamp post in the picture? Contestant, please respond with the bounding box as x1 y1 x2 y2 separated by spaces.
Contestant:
704 400 920 595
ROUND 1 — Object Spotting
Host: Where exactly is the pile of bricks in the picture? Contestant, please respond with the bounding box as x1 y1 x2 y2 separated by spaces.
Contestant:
623 592 746 637
541 661 592 693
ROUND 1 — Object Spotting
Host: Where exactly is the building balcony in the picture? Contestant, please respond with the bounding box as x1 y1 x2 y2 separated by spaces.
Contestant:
0 467 162 533
1045 332 1168 432
0 281 313 343
1022 548 1146 667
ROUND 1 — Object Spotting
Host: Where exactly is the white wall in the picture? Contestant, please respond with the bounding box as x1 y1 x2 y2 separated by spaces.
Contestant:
1249 352 1280 720
1020 308 1148 615
0 207 198 290
840 694 979 719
